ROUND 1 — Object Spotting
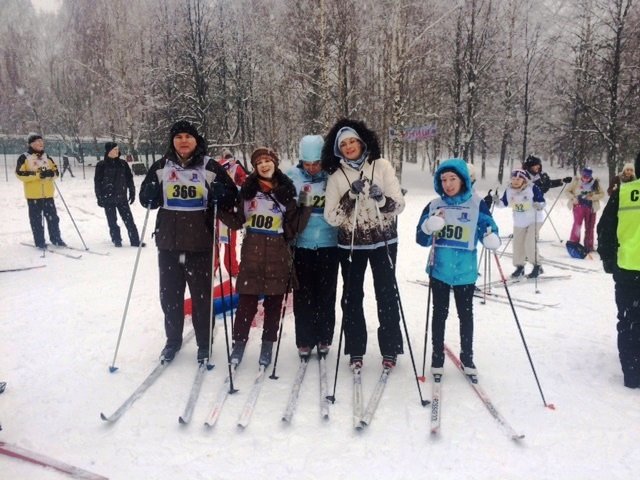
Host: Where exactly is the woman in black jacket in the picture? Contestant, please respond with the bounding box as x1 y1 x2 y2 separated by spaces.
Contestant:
94 142 141 247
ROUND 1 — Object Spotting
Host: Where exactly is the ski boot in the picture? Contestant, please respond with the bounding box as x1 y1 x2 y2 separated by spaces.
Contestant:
431 351 445 376
259 341 274 366
197 345 210 364
317 343 330 359
230 341 246 365
461 354 478 382
511 265 525 278
160 343 181 363
298 346 312 362
527 265 543 279
350 355 363 370
382 355 397 369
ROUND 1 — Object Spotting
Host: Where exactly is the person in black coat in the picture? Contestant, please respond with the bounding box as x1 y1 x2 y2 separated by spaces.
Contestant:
597 152 640 389
94 142 142 247
523 155 572 194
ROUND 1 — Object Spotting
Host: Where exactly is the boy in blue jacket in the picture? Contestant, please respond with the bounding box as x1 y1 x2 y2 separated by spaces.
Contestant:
416 158 500 375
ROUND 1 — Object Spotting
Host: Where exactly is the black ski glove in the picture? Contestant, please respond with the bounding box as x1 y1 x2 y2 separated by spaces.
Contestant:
563 177 572 183
39 169 55 179
208 182 226 205
141 182 160 202
128 190 135 205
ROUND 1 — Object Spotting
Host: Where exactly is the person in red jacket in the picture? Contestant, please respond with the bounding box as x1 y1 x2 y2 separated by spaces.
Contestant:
214 149 247 277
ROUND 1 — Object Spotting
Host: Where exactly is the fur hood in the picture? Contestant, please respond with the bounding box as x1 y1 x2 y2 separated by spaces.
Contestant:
321 118 381 174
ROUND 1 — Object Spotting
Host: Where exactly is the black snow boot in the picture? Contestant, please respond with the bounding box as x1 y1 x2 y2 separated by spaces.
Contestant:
160 343 181 363
230 341 246 365
527 265 543 279
259 341 274 366
511 265 525 278
197 345 210 364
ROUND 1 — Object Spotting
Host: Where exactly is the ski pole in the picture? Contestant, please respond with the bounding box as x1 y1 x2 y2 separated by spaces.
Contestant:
269 195 304 380
492 252 554 409
544 213 563 243
215 214 238 394
539 183 568 232
374 203 429 406
54 182 88 250
108 205 152 372
328 195 360 403
269 250 296 380
203 201 218 371
420 239 436 380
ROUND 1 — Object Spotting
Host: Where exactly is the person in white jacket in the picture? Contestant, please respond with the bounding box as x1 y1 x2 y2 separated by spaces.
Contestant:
496 169 546 278
321 118 405 369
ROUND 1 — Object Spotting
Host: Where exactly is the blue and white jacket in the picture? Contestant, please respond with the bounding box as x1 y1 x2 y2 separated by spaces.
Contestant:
416 158 499 286
287 164 337 249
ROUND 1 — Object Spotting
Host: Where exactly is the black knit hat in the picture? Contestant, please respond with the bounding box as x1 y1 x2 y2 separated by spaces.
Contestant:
105 142 118 154
169 120 199 139
27 134 43 144
523 155 542 171
635 151 640 177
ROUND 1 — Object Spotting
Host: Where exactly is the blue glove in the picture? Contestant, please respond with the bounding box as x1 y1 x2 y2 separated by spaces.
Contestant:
369 184 384 202
350 179 366 195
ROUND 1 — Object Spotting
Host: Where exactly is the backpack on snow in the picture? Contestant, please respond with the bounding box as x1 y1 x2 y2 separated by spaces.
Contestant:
566 241 588 259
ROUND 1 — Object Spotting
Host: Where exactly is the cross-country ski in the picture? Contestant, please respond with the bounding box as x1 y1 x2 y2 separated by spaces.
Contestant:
0 441 108 480
444 346 525 441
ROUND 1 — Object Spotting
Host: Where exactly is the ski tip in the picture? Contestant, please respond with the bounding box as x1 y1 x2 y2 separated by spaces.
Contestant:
512 434 526 441
417 375 426 383
108 366 118 373
546 403 556 410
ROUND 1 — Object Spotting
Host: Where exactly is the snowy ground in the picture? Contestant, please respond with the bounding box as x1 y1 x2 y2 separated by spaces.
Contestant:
1 155 638 480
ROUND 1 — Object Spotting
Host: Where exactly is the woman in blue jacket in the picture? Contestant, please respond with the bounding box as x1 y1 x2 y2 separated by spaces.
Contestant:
287 135 339 360
416 158 500 375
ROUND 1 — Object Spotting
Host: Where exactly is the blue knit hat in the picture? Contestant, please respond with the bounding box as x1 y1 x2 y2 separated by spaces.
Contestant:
581 167 593 179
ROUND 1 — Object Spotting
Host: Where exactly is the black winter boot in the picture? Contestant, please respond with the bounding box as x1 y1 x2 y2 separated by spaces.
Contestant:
527 265 543 279
259 341 274 366
230 341 246 365
511 265 525 278
160 343 181 363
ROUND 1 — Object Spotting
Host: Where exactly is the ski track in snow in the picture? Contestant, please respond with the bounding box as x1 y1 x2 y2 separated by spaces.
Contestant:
1 156 639 480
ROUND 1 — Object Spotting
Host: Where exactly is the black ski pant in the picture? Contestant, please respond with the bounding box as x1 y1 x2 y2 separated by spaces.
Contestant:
338 243 403 359
293 247 339 349
27 198 62 246
104 203 140 245
233 294 284 343
430 277 475 366
60 165 74 178
158 250 212 353
615 281 640 387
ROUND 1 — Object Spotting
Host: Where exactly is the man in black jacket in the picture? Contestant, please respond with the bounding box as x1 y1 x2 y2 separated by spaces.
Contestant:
94 142 142 247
